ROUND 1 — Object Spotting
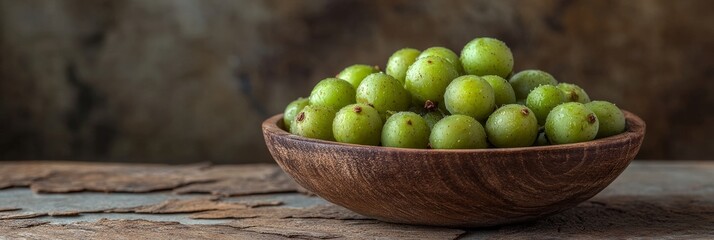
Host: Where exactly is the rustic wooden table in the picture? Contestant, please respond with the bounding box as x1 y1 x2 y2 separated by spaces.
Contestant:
0 161 712 239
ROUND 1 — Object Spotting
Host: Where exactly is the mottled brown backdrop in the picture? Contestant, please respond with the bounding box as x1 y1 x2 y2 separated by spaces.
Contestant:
1 0 712 163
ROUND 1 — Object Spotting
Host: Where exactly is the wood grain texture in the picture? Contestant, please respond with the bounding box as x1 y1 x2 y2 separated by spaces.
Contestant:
0 218 465 240
0 161 711 238
29 164 212 193
0 212 48 220
0 207 21 212
0 162 302 195
0 219 276 240
486 195 714 239
190 204 369 220
226 218 465 239
130 198 282 214
262 111 646 227
0 197 285 218
172 164 302 196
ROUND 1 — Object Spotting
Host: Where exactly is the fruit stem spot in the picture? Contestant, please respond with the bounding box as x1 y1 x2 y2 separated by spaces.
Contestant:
521 108 530 116
296 112 305 122
354 106 362 113
424 100 437 112
587 113 597 124
407 120 412 125
570 92 579 101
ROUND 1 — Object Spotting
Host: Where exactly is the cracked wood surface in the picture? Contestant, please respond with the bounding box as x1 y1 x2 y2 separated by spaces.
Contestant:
0 161 712 239
0 161 301 195
190 204 372 220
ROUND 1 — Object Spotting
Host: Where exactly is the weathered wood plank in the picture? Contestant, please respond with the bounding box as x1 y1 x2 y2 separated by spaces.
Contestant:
0 161 711 239
0 161 302 195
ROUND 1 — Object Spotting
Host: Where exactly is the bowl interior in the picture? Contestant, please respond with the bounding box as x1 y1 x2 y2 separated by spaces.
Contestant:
266 110 645 154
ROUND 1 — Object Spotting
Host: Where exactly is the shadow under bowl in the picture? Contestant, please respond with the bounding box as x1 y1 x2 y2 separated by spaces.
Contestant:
262 110 646 228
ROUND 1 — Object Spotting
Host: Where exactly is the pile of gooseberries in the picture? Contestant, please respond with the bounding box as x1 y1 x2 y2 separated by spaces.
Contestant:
283 37 626 149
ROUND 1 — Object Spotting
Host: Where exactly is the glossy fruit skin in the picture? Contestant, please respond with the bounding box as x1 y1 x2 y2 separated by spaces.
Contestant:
526 85 566 125
405 56 459 108
291 105 337 141
333 104 383 145
283 97 309 132
545 102 599 145
482 75 516 107
429 115 488 149
585 101 626 138
337 64 379 89
287 37 625 148
444 75 496 122
386 48 421 86
309 78 356 110
509 70 558 100
557 83 591 103
382 112 431 149
418 47 464 75
460 37 514 78
485 104 539 148
422 110 445 129
356 73 411 118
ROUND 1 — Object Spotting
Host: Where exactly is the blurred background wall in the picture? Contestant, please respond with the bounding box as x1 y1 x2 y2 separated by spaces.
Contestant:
1 0 712 163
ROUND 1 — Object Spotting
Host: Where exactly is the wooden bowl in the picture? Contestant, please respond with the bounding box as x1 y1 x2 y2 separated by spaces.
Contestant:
262 111 646 227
